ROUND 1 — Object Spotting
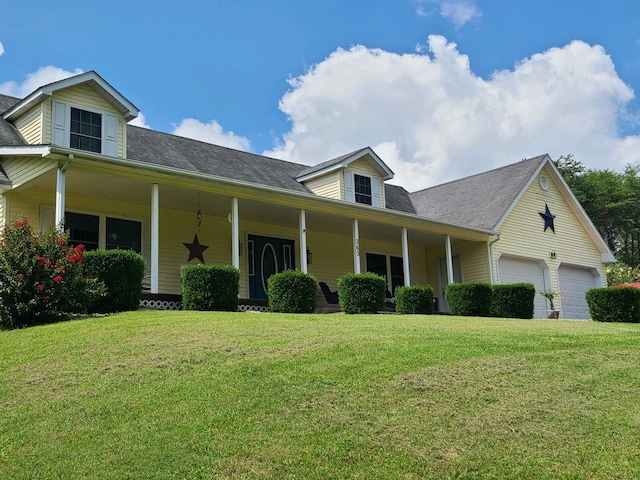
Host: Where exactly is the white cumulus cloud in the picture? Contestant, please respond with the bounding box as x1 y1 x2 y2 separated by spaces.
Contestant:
265 35 640 191
128 112 151 129
172 118 251 151
0 66 84 97
0 41 5 56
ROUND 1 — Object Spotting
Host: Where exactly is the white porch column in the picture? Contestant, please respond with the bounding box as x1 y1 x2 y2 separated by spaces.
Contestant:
401 227 410 286
151 184 159 294
231 197 240 269
55 154 73 231
54 168 66 231
299 209 308 273
445 235 454 285
353 218 361 274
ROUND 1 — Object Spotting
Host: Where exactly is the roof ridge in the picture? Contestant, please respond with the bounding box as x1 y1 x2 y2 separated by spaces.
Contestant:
411 154 548 195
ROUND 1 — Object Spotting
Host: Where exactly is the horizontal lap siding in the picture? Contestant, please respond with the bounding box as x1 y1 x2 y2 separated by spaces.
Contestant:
304 172 341 200
495 166 605 312
2 156 57 189
14 105 43 145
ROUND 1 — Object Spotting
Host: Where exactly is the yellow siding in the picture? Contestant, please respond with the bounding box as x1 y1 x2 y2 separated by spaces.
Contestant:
425 239 490 289
304 171 341 199
494 165 605 310
2 156 57 189
14 104 43 145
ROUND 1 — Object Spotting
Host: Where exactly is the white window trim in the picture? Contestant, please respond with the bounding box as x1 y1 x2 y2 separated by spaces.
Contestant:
344 170 382 207
52 100 118 156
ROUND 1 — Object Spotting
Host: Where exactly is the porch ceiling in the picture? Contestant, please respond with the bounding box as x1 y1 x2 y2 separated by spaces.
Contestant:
26 167 468 248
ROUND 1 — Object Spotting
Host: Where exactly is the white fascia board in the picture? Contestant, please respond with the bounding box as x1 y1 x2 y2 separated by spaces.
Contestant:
297 147 395 183
0 145 51 156
3 71 139 122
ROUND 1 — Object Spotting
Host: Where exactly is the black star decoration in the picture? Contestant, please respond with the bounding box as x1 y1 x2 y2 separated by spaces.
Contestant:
539 203 556 233
183 234 209 263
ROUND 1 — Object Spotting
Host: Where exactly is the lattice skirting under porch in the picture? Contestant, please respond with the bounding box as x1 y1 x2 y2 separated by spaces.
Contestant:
139 294 269 313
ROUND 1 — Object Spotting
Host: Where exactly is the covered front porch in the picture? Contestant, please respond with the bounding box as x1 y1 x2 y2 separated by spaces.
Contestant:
8 152 497 311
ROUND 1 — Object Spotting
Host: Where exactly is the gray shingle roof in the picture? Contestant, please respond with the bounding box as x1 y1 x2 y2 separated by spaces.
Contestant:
127 126 313 194
296 148 367 178
409 155 548 230
0 94 27 147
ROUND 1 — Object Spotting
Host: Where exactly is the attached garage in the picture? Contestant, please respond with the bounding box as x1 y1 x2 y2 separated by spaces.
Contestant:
498 255 549 318
558 265 599 319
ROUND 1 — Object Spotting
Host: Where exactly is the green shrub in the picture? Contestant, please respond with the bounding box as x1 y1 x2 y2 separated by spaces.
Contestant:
181 264 239 311
395 285 434 314
267 270 318 313
83 249 145 313
445 282 493 317
338 272 386 314
491 283 535 319
0 219 100 329
586 287 640 322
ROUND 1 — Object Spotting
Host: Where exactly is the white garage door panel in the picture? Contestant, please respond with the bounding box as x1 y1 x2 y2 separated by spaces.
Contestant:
559 266 597 320
499 256 547 319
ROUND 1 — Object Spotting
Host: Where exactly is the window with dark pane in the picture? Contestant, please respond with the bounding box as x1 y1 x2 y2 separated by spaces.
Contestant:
390 256 405 294
354 174 372 205
70 107 102 153
65 212 99 250
106 217 141 253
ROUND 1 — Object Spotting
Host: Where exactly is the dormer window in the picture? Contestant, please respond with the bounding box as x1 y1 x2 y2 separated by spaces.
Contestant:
52 100 118 156
354 174 372 205
70 108 102 153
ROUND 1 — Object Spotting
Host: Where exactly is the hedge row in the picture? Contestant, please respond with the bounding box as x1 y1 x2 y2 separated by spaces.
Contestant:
586 287 640 322
445 282 536 319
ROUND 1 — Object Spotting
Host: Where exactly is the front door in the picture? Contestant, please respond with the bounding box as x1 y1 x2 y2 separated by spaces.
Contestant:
248 234 295 300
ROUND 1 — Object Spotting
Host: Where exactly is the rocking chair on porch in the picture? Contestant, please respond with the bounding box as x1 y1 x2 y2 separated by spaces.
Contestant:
319 282 339 305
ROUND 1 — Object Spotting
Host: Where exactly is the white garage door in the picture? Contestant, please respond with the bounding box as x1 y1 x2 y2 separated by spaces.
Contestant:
558 265 598 319
498 256 548 318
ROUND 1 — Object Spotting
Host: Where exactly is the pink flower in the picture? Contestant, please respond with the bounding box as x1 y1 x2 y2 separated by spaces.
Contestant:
18 274 24 281
45 261 52 268
15 221 24 228
36 284 44 291
44 296 50 302
53 275 63 283
37 256 45 264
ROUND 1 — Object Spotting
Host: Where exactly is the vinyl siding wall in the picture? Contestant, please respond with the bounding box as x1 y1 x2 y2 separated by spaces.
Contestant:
493 165 605 312
304 171 341 199
1 155 57 189
14 104 43 145
425 240 491 291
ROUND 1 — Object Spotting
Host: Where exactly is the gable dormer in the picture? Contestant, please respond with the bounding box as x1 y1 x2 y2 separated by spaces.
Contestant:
296 147 394 208
2 71 138 158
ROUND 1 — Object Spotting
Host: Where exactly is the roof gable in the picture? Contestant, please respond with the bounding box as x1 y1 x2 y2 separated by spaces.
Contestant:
2 71 139 122
296 147 394 182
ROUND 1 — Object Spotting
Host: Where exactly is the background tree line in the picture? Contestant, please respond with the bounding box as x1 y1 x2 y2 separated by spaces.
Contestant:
554 155 640 284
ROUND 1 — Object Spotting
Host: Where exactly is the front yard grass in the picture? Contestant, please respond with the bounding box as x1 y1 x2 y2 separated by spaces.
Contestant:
1 311 639 479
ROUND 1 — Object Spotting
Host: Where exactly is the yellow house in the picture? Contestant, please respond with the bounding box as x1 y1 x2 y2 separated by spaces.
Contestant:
0 71 614 317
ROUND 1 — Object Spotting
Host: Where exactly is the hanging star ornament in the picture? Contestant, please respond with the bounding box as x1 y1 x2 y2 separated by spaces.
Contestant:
183 234 209 263
539 203 556 233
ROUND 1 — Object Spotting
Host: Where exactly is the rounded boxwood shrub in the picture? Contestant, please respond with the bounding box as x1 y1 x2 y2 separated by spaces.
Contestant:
445 282 493 317
181 264 239 311
586 286 640 322
491 283 535 319
395 285 434 314
338 272 387 314
267 270 318 313
83 249 145 313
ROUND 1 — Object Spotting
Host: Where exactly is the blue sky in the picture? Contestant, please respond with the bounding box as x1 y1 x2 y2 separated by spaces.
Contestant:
1 1 639 190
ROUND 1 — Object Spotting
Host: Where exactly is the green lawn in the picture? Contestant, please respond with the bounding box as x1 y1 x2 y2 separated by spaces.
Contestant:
1 311 640 479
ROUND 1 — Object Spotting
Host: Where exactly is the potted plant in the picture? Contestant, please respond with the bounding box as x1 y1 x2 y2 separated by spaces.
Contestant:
538 290 564 319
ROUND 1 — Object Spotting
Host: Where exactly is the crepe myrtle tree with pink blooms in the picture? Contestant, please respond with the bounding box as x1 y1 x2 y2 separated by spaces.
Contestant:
0 219 103 329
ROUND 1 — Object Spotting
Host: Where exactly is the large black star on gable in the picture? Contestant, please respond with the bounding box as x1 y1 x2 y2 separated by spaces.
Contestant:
183 234 209 263
538 203 556 233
